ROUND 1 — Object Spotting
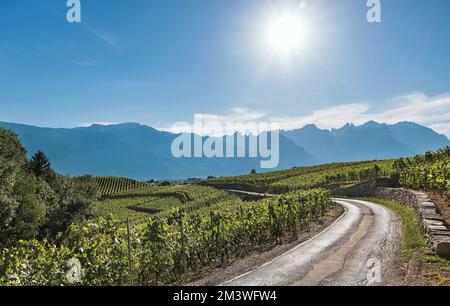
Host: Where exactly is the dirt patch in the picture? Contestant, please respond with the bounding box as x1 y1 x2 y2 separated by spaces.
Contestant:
401 251 450 286
184 205 344 286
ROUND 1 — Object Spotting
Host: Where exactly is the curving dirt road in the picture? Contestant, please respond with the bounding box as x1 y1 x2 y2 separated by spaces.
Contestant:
221 198 402 286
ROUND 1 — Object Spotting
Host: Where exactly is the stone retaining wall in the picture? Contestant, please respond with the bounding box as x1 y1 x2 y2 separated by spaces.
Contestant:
375 188 450 258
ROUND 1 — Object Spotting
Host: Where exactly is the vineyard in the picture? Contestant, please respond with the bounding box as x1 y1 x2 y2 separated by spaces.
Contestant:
203 160 394 194
396 147 450 198
93 184 245 224
2 146 449 286
201 147 449 198
96 177 149 197
0 189 333 285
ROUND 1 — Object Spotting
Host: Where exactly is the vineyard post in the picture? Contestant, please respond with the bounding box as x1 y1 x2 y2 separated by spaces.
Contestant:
180 212 186 275
126 217 133 285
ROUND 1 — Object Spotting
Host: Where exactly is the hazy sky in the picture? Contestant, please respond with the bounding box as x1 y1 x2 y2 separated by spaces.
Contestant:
1 0 450 135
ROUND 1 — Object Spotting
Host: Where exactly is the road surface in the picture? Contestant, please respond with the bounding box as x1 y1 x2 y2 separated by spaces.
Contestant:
221 198 402 286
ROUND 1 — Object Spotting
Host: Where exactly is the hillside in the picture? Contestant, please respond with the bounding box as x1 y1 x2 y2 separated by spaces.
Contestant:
2 126 449 285
0 120 448 180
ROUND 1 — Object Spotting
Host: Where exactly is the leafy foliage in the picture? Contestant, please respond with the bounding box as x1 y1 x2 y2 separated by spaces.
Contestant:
0 128 99 246
0 189 332 285
0 129 45 245
396 147 450 197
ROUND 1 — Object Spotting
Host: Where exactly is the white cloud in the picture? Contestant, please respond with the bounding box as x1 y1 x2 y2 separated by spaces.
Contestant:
271 103 371 131
160 92 450 138
196 107 266 123
270 93 450 134
163 108 268 136
429 122 450 138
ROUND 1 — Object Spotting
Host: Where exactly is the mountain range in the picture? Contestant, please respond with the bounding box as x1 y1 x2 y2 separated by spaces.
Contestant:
0 120 448 180
282 121 450 163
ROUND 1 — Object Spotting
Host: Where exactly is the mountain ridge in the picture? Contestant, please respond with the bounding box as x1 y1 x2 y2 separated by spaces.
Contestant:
282 121 449 164
1 120 448 180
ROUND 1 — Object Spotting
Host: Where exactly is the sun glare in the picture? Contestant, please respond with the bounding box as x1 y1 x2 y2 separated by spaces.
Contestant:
264 12 308 57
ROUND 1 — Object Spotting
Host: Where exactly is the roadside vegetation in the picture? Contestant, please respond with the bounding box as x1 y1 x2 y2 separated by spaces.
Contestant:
395 147 450 198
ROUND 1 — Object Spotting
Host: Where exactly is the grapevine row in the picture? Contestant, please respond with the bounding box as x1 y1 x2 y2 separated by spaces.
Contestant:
0 189 333 285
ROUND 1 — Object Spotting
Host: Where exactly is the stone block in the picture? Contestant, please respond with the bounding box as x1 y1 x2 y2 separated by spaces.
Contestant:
420 210 445 221
435 240 450 257
423 219 446 227
419 201 435 209
426 225 449 233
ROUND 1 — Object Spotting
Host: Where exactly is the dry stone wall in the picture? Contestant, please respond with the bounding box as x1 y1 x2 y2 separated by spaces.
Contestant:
375 188 450 257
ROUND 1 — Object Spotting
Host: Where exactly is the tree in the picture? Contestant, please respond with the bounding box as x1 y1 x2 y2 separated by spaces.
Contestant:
0 128 100 245
29 150 51 178
250 169 257 175
44 175 99 237
9 174 46 241
0 128 26 244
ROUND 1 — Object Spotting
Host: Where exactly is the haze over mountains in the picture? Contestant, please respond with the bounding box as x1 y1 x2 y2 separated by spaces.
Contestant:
1 121 448 180
282 121 450 163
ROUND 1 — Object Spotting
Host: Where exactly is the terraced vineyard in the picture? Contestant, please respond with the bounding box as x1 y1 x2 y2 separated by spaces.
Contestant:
94 184 245 224
96 176 149 197
94 147 449 227
203 159 394 194
94 160 398 226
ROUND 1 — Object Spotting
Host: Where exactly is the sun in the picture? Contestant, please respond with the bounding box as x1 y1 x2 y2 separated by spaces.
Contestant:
263 12 309 58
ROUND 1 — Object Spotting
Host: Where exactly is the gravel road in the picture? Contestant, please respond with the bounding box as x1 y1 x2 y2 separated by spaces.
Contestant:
221 198 402 286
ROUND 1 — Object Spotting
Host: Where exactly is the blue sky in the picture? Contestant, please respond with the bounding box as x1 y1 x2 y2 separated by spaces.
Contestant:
1 0 450 136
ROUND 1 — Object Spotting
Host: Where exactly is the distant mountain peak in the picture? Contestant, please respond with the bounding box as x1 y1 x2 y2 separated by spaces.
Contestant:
340 123 356 129
302 123 320 130
362 120 382 126
360 121 386 129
